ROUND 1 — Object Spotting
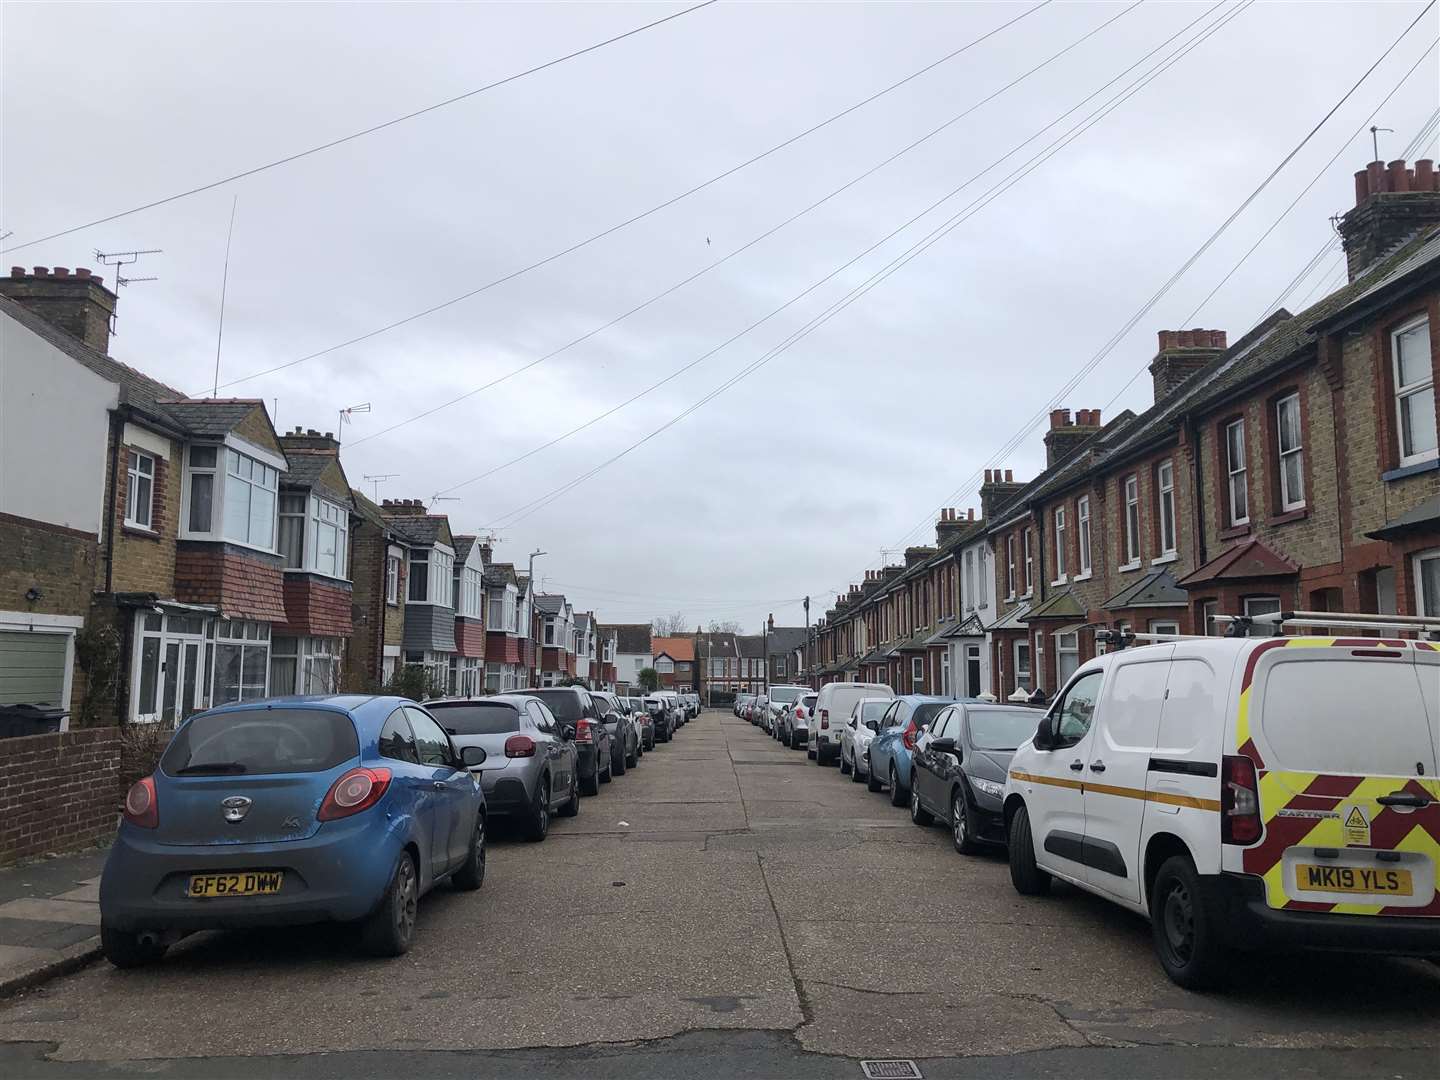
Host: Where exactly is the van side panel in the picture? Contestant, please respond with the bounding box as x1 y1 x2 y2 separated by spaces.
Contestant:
1145 656 1226 878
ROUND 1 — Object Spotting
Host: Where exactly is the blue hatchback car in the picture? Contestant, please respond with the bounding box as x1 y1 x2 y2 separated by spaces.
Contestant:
865 695 956 807
100 696 487 967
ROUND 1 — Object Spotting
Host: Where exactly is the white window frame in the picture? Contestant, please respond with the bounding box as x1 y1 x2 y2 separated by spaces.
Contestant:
278 492 306 568
1014 638 1031 693
1156 460 1177 557
406 545 454 606
456 565 484 619
655 656 674 674
385 549 402 605
1122 474 1141 567
179 439 283 553
1148 620 1180 637
208 619 271 707
1414 549 1440 618
1052 506 1067 583
1076 496 1092 577
125 449 155 530
308 495 349 579
1275 394 1306 511
1243 596 1281 617
1055 630 1079 687
1006 535 1017 600
911 655 924 689
1225 419 1249 526
1022 528 1034 597
1392 316 1437 466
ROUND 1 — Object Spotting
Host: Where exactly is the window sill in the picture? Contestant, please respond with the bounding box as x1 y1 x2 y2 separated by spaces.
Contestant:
1150 553 1178 566
1051 576 1068 587
1382 456 1438 481
1117 561 1143 574
1218 523 1251 541
1268 506 1309 525
1072 571 1092 583
121 524 159 540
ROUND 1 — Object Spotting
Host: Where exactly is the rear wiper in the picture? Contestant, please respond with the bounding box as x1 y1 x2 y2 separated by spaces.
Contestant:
175 761 248 775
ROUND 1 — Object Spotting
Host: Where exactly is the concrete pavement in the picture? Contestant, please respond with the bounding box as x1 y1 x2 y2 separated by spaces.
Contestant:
0 849 107 997
0 710 1436 1077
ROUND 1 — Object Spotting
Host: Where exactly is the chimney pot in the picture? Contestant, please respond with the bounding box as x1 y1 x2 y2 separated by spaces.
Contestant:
9 267 23 279
1416 159 1436 191
1354 169 1370 205
1366 160 1386 197
1388 160 1409 193
1004 469 1013 482
32 266 49 277
1176 330 1195 347
52 267 70 278
74 267 91 279
983 469 992 484
968 508 975 520
324 431 334 439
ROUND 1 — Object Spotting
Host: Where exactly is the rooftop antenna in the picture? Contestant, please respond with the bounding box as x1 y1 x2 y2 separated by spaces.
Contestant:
428 495 461 511
211 195 239 396
94 248 161 335
1370 125 1394 162
338 401 371 434
363 473 399 501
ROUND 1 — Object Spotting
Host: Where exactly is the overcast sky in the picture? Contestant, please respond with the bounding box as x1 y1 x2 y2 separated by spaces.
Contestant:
4 1 1436 631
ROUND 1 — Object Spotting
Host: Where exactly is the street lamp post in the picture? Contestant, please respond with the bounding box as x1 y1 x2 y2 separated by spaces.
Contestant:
527 549 546 687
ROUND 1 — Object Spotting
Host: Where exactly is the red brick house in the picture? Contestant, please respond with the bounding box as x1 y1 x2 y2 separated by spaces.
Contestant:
347 488 410 689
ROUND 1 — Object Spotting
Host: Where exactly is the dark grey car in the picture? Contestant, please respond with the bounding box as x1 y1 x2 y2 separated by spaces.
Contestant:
530 688 613 795
589 691 638 773
428 695 579 841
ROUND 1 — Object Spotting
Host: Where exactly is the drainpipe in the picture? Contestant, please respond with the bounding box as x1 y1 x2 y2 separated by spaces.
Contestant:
102 410 123 595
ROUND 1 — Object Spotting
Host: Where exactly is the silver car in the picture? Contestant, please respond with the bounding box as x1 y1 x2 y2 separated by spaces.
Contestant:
428 695 580 841
841 697 899 785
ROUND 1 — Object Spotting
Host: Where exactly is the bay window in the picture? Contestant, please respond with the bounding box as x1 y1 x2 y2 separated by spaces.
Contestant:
1157 460 1176 555
186 446 217 533
1077 496 1092 575
309 497 348 577
1393 317 1436 465
278 494 306 566
456 565 484 618
125 450 155 529
183 443 279 550
1276 394 1305 510
209 619 270 705
408 547 454 605
1122 474 1140 565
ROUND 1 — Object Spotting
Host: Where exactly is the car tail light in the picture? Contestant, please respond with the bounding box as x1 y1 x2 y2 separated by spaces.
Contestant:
123 775 158 829
318 766 392 822
1221 755 1262 845
902 721 919 751
574 718 594 743
505 734 536 758
820 708 829 729
795 706 806 720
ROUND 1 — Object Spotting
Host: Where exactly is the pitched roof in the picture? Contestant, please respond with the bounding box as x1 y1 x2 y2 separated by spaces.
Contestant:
695 632 738 657
575 612 592 630
535 594 567 616
382 514 447 546
158 399 263 438
1025 590 1086 621
653 635 694 661
452 535 477 563
484 561 519 588
1177 539 1298 589
1314 226 1440 330
766 627 808 653
349 487 390 530
1102 567 1187 610
612 624 652 653
735 635 765 658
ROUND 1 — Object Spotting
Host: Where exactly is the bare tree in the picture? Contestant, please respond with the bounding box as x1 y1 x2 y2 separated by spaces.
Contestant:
707 619 744 634
651 612 690 636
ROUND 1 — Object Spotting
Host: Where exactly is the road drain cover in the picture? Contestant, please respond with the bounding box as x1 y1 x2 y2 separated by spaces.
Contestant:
860 1061 921 1080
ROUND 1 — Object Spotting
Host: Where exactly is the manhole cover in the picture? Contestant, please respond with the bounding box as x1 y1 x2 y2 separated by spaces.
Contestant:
860 1061 921 1080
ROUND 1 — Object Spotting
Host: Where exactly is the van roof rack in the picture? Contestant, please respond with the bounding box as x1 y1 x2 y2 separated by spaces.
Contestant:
1218 611 1440 640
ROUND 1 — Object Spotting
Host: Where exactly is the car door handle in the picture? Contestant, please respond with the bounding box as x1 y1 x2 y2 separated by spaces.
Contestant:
1089 760 1106 773
433 781 447 790
1377 792 1430 807
1069 759 1084 772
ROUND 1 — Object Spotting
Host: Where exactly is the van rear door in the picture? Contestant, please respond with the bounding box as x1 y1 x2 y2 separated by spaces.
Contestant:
1245 641 1439 917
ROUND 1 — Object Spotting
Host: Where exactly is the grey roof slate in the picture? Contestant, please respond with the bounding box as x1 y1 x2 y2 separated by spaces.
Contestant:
1103 567 1187 610
383 515 445 546
766 627 808 654
613 624 653 653
736 635 766 658
1316 227 1440 325
452 535 477 563
535 595 566 616
159 399 262 438
1365 494 1440 540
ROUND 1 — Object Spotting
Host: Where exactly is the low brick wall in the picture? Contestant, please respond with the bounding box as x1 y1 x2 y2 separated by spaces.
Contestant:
0 727 120 867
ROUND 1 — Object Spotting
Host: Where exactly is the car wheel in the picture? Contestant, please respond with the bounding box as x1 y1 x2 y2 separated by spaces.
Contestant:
452 813 487 890
559 772 581 817
100 924 168 969
909 782 933 826
952 789 980 855
601 755 613 783
1150 855 1231 990
851 751 865 783
526 777 551 841
1007 805 1051 896
807 742 817 759
581 767 600 796
360 849 419 957
626 742 638 769
866 754 883 792
889 763 906 807
840 748 852 775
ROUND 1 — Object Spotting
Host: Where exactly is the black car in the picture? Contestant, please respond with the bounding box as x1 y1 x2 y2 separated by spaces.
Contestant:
530 688 614 795
908 702 1045 853
590 691 639 771
643 695 674 742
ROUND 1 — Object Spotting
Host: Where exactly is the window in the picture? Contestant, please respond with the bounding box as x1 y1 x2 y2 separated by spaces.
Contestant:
456 566 483 618
1414 550 1440 618
1006 535 1017 599
386 552 401 605
1022 529 1034 595
1055 631 1079 686
485 662 502 693
774 656 786 677
185 445 217 533
1273 394 1305 511
278 493 306 567
1225 419 1249 526
407 547 454 604
1243 596 1281 618
655 657 674 674
488 592 504 627
1202 600 1220 636
302 637 341 694
1156 460 1177 555
1014 639 1031 693
405 708 454 767
1122 475 1140 565
409 552 428 602
379 711 419 764
544 620 555 645
270 635 299 694
911 655 924 690
1053 506 1067 581
1052 670 1101 748
1393 317 1436 464
1077 496 1092 575
125 450 155 529
221 448 278 549
1148 620 1180 637
210 619 270 706
964 550 975 609
309 497 348 578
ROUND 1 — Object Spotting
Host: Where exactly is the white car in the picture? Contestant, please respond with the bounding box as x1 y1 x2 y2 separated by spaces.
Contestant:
1003 629 1440 990
841 697 898 783
809 682 894 763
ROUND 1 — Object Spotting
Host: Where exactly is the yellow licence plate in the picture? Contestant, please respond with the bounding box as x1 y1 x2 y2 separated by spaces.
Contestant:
187 871 284 899
1297 864 1412 897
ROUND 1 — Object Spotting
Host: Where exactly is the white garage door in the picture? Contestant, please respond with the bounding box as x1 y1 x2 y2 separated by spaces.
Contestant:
0 630 69 706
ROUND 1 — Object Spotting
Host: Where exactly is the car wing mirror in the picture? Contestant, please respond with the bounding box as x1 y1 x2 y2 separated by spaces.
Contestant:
930 737 958 755
461 745 487 768
561 724 577 740
1033 716 1052 751
865 719 879 732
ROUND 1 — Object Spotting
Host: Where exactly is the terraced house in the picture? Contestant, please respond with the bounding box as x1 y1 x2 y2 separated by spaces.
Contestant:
380 499 456 693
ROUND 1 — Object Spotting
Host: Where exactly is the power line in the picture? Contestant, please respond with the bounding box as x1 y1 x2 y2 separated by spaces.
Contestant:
199 1 1055 393
430 0 1242 503
348 0 1140 447
476 0 1256 528
1 1 721 255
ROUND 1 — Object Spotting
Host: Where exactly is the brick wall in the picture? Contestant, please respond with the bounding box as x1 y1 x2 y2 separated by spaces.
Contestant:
277 574 353 638
0 727 119 866
110 435 182 595
174 542 286 621
0 514 98 619
454 616 485 658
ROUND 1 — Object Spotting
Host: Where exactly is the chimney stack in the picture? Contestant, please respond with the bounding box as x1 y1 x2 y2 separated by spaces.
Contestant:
980 469 1025 521
1043 407 1103 467
1149 329 1226 402
1 265 116 354
1341 158 1440 281
904 545 936 568
279 426 342 457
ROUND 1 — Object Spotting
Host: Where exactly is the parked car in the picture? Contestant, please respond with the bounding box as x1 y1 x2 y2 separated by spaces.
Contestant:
776 692 817 745
908 701 1043 853
428 695 580 841
100 696 487 966
624 696 656 750
734 694 755 718
591 690 641 769
656 690 686 729
530 688 613 794
684 692 701 718
866 695 954 803
765 685 808 733
841 697 897 782
751 694 770 729
643 694 675 742
1004 634 1440 990
810 682 895 760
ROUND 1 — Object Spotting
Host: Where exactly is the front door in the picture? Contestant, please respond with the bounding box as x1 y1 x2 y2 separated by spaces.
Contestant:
133 612 208 724
965 645 982 698
1022 669 1103 885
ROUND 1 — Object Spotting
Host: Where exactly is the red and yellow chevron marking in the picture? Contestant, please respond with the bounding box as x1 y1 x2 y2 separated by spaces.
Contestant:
1242 769 1440 916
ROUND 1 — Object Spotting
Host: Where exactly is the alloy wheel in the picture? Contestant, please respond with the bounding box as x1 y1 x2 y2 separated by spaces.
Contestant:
953 796 966 846
394 855 418 942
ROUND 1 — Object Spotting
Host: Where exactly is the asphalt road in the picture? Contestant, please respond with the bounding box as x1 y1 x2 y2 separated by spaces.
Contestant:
1 710 1437 1078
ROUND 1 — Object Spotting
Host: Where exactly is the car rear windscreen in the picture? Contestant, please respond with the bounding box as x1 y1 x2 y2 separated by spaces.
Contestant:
161 709 358 776
913 703 950 729
769 687 804 704
859 700 889 721
968 708 1043 751
531 690 584 720
426 702 521 735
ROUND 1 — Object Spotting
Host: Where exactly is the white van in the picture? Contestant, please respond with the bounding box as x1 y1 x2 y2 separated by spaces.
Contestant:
1003 633 1439 989
810 682 895 762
